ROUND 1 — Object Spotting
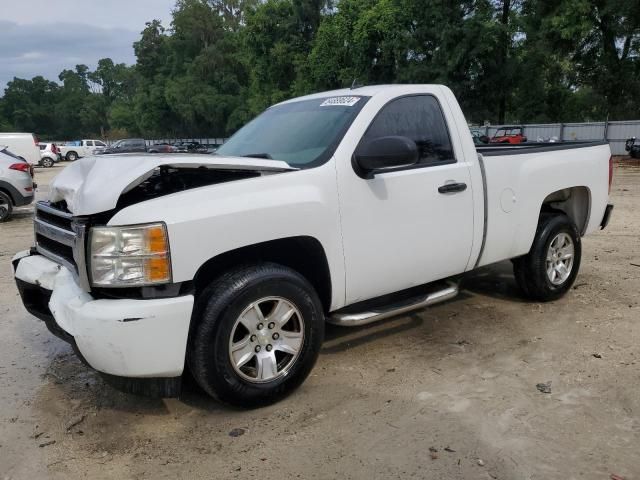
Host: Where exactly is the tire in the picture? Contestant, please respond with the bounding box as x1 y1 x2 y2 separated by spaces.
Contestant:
188 263 325 407
66 151 78 161
0 191 13 222
513 213 581 302
41 157 54 168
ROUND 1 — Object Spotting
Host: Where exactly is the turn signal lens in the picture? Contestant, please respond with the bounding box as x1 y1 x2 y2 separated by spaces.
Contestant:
147 225 168 254
145 257 171 283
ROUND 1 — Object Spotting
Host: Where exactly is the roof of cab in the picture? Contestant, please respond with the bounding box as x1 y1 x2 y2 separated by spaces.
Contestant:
276 84 445 106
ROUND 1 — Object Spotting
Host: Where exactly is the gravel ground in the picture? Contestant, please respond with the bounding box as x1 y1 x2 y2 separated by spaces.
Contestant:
1 161 639 480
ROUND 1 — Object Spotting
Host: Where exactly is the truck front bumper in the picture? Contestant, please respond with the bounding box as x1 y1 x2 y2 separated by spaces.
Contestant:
13 251 194 394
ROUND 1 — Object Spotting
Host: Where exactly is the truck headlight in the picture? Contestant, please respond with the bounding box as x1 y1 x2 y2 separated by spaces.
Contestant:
89 223 171 287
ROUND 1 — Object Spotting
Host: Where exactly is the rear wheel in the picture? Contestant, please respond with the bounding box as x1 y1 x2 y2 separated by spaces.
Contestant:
513 213 581 301
41 157 54 168
0 191 13 222
188 263 324 407
66 151 78 161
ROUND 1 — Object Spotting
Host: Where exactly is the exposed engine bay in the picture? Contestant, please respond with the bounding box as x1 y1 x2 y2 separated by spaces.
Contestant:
115 166 262 210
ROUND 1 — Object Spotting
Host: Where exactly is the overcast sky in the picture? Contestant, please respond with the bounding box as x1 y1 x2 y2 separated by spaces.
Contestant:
0 0 175 92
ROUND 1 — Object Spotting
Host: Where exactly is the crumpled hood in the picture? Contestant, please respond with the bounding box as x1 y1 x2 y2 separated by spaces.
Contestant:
49 153 295 215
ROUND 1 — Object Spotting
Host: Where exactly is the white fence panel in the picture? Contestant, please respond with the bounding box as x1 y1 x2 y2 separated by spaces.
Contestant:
524 124 562 141
474 120 640 155
607 122 640 155
563 123 606 141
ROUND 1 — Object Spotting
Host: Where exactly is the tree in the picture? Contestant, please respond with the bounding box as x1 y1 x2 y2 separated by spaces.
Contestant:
536 0 640 120
2 0 639 139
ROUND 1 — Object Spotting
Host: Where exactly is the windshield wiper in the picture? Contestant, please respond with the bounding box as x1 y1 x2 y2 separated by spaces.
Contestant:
242 153 272 159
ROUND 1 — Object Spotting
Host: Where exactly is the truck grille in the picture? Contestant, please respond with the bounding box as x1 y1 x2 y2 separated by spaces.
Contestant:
34 201 90 289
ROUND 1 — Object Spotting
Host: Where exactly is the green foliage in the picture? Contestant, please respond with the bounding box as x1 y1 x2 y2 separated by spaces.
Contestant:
2 0 639 140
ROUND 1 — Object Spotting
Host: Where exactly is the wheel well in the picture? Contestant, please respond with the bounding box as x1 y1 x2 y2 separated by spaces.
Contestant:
541 186 591 235
192 236 332 312
0 186 16 205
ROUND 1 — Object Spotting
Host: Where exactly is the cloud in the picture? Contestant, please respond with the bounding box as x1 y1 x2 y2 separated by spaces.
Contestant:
0 20 140 92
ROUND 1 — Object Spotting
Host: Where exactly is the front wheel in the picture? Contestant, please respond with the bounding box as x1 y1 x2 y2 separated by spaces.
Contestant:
41 157 54 168
513 213 581 302
66 151 78 161
188 263 324 407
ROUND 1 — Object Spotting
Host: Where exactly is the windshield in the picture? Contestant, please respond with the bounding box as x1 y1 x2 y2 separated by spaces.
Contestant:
216 96 369 167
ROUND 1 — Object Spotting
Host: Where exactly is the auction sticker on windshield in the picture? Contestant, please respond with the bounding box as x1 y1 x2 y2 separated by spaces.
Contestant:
320 96 361 107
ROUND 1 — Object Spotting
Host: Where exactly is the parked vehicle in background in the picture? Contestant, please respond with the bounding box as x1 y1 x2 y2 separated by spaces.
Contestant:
38 143 61 168
470 128 489 145
490 126 527 144
148 143 177 154
98 138 147 155
13 85 613 407
0 133 40 165
59 139 107 161
625 137 639 158
0 146 35 221
193 144 217 154
173 141 201 153
200 144 221 154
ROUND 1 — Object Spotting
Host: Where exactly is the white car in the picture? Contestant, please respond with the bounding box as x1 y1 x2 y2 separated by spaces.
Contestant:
13 85 613 406
0 146 35 221
0 133 40 165
58 139 107 161
38 143 61 168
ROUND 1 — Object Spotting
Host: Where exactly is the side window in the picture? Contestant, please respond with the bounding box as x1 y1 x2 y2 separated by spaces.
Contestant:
362 95 455 165
86 141 94 147
95 141 106 147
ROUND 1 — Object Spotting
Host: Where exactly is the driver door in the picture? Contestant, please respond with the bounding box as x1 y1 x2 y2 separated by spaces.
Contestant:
336 95 475 304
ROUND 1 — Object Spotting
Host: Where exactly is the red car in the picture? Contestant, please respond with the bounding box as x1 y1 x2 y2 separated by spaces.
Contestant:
490 126 527 144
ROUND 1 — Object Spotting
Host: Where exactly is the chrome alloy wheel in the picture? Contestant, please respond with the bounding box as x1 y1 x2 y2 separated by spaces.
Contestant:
228 297 304 383
546 232 574 285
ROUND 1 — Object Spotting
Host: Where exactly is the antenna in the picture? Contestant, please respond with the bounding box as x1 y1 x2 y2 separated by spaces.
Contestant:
350 78 362 90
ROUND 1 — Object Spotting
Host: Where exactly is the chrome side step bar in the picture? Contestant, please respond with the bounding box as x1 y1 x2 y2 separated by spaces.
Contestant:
328 282 459 327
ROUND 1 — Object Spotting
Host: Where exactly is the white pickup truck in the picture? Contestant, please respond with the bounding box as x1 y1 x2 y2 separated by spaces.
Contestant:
58 139 107 161
13 85 613 406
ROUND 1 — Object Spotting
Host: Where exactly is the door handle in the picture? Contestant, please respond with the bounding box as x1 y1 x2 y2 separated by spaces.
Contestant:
438 182 467 194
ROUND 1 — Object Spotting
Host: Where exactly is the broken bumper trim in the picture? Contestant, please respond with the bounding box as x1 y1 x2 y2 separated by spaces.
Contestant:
13 252 194 395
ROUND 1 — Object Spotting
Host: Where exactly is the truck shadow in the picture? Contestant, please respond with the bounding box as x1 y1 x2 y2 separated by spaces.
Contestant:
460 260 528 303
321 261 526 354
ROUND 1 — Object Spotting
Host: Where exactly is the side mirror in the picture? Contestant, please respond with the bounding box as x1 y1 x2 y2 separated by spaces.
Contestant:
354 135 419 178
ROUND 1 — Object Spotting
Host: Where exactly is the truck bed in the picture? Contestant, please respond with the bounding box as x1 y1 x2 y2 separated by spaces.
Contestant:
474 141 611 268
476 140 608 156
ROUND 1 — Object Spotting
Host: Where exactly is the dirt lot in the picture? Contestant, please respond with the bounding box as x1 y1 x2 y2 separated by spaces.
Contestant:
1 161 639 480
